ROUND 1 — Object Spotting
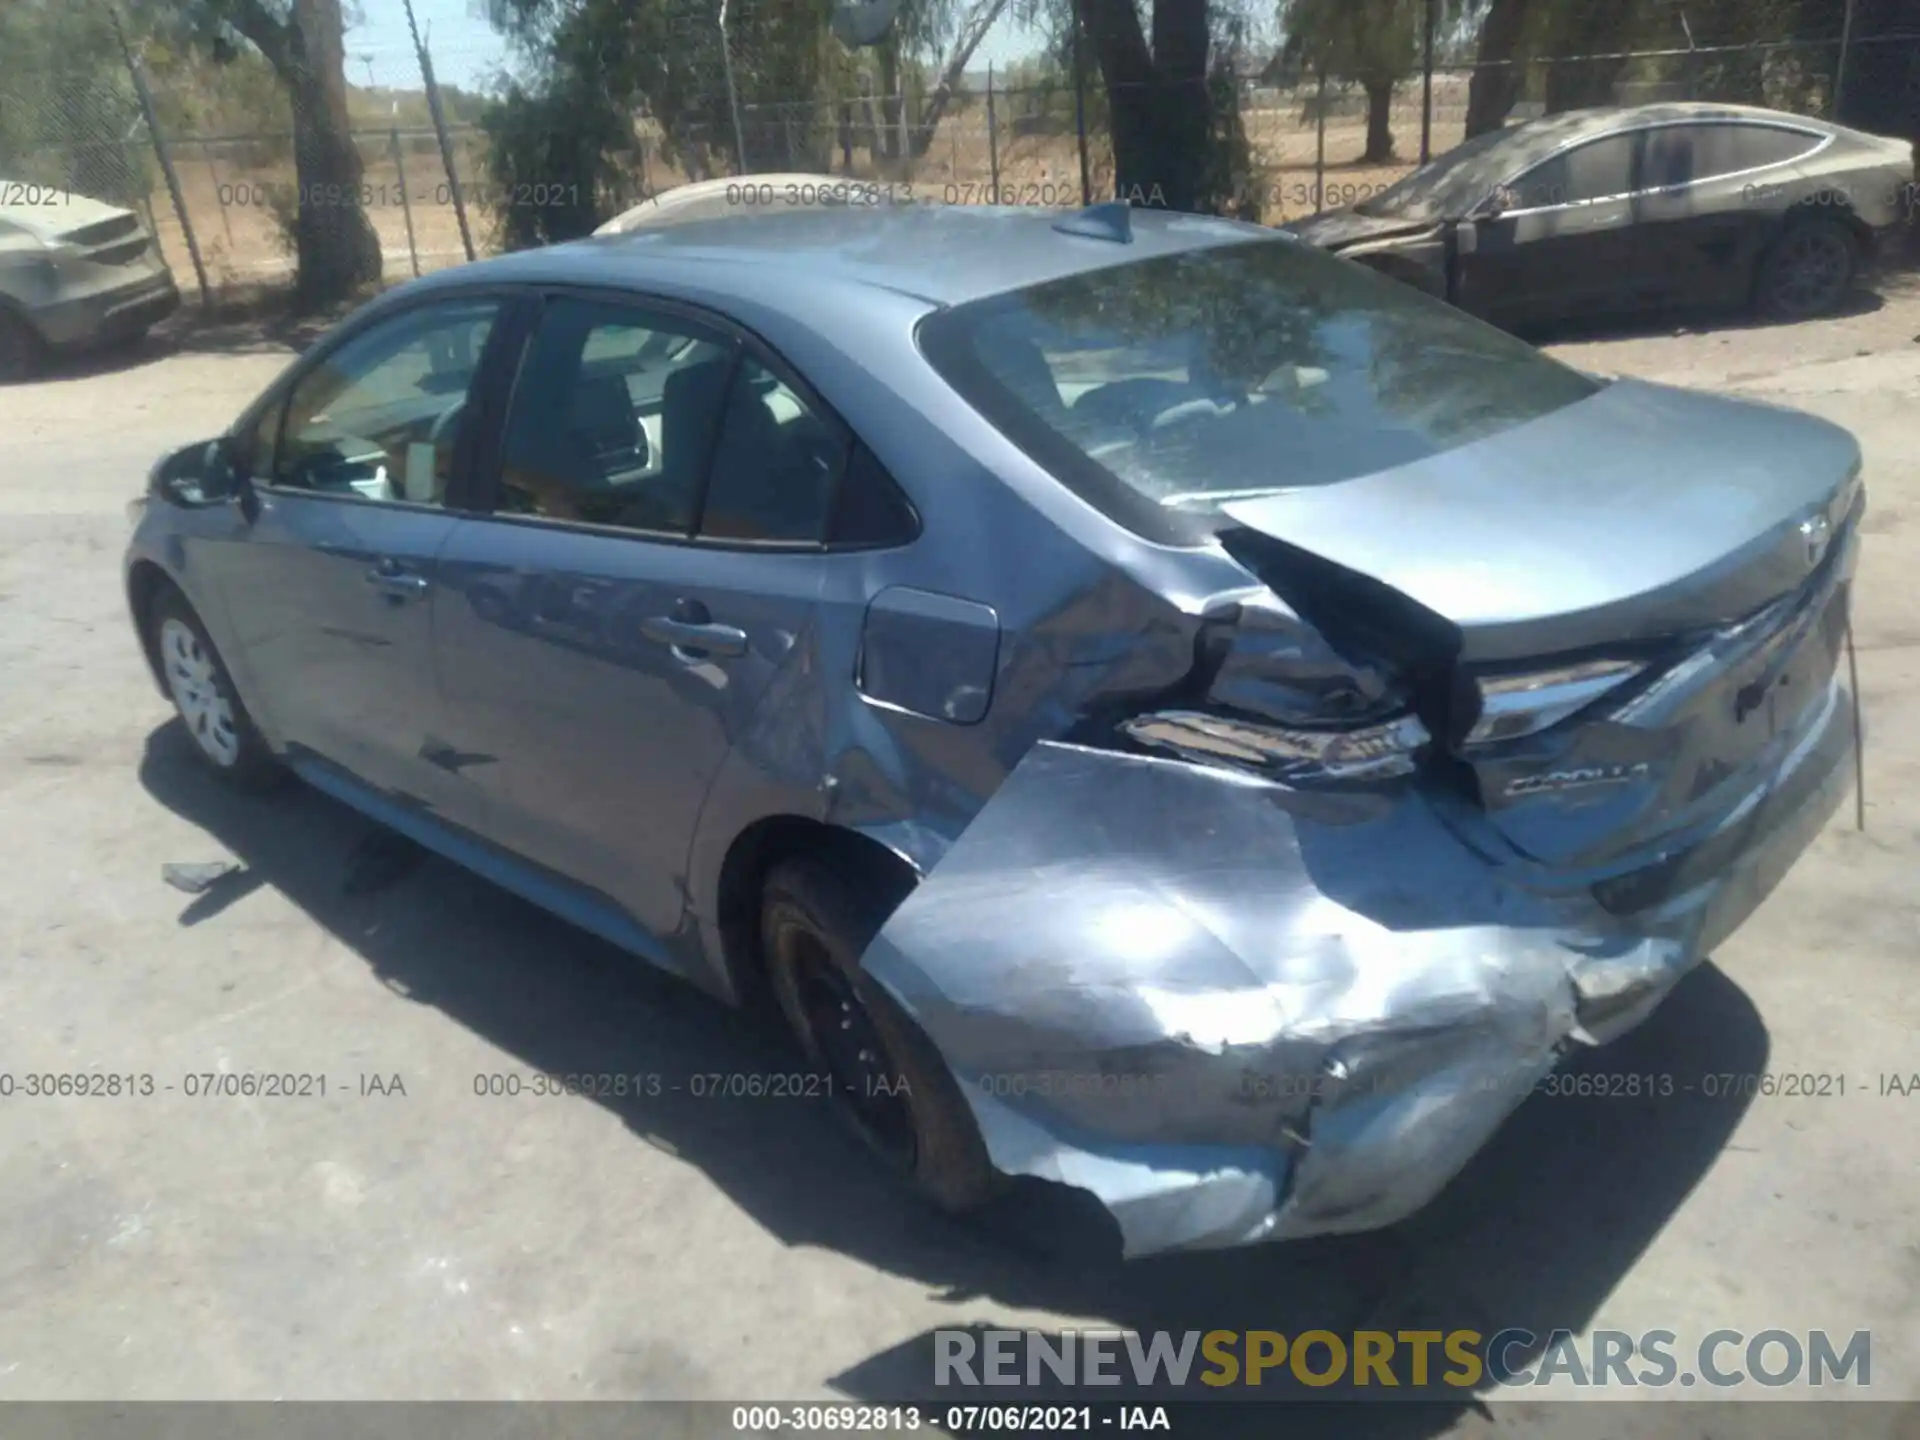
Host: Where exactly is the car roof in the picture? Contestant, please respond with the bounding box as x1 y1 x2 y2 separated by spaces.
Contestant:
1492 100 1841 165
595 174 866 235
428 203 1280 308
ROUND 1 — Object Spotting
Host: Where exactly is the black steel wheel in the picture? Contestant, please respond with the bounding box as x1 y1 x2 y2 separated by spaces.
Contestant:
762 856 1000 1213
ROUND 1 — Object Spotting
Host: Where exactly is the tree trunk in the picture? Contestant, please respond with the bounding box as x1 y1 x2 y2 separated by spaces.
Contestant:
876 44 902 164
1541 0 1641 113
909 0 1014 158
287 0 380 305
1362 78 1395 160
1464 0 1531 136
1081 0 1212 212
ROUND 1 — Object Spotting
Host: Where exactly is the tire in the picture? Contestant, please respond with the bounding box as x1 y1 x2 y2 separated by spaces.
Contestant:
761 857 1000 1214
1755 214 1858 320
0 309 42 384
147 585 285 790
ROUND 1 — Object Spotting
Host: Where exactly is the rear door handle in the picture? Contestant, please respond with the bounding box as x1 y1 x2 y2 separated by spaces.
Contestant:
639 615 748 658
366 566 430 600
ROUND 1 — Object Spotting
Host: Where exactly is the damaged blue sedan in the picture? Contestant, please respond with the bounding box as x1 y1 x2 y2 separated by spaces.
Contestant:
125 203 1861 1257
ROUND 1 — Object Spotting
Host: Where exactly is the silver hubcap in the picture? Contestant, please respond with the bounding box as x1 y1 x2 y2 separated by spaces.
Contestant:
160 617 241 767
1772 229 1848 314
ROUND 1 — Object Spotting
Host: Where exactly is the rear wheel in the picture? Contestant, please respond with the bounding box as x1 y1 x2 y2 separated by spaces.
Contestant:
1755 214 1858 319
147 586 284 790
0 309 42 384
762 857 1000 1213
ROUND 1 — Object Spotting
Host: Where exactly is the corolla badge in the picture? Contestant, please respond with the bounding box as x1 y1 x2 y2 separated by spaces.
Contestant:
1506 761 1651 798
1799 513 1832 570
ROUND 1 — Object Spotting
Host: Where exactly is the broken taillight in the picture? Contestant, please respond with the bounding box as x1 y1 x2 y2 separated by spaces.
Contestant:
1460 658 1647 747
1121 708 1431 783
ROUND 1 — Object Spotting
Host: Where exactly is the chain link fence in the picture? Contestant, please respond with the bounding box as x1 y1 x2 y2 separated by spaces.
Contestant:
1 9 1911 309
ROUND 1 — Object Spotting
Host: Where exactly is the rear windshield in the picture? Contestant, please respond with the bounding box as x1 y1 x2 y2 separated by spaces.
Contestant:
918 236 1598 533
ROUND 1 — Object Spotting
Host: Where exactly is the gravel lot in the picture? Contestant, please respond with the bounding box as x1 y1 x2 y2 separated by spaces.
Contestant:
1 282 1917 1433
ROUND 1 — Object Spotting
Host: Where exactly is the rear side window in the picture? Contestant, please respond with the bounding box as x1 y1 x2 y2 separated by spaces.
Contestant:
831 443 920 547
1508 133 1639 208
1641 123 1822 189
495 295 735 533
918 238 1599 534
699 358 847 544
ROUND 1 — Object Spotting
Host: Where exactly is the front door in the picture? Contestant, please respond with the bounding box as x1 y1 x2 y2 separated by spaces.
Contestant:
209 295 507 814
1456 130 1647 327
433 293 843 956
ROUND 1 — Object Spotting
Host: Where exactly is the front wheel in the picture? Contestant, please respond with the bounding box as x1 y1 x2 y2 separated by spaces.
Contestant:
1755 214 1858 319
762 857 1001 1214
148 586 285 789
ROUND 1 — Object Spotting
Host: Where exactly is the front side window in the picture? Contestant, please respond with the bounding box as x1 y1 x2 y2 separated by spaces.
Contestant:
1505 133 1640 209
918 238 1599 526
273 298 501 503
496 296 734 533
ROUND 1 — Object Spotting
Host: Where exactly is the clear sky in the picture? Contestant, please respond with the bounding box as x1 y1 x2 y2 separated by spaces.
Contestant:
345 0 1049 93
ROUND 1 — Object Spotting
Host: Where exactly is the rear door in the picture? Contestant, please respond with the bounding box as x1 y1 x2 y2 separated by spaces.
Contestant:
1457 131 1646 325
208 294 510 812
1629 121 1830 308
433 291 848 960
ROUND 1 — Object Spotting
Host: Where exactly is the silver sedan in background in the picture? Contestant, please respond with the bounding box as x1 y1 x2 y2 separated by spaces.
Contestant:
0 181 179 380
1288 102 1915 326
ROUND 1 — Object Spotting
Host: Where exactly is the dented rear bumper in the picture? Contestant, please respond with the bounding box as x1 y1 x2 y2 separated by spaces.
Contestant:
857 673 1854 1258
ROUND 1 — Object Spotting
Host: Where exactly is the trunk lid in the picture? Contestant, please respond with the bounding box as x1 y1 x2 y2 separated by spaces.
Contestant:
1218 379 1859 664
1217 378 1862 870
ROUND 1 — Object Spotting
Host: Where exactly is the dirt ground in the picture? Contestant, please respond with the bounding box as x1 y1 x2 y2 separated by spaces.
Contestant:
0 270 1916 1431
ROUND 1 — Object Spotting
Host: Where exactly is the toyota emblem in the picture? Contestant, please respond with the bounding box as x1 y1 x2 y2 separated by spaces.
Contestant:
1799 514 1832 569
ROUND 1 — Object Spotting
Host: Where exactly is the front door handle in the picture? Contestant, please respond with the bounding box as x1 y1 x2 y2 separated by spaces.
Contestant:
639 615 748 658
366 566 430 600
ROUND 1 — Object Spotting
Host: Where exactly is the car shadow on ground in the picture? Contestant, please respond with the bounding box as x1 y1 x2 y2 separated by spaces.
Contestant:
140 722 1769 1434
1519 283 1889 347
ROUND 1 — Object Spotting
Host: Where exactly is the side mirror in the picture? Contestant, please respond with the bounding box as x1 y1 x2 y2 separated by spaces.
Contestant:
153 436 241 507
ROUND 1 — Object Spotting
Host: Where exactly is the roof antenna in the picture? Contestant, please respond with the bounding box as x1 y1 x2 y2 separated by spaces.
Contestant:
1052 201 1133 243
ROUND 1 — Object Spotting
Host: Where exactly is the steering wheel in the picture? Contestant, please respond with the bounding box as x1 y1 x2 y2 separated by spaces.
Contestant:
428 398 466 450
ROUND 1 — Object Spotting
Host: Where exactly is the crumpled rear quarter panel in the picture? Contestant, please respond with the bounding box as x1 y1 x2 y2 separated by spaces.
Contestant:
856 714 1852 1257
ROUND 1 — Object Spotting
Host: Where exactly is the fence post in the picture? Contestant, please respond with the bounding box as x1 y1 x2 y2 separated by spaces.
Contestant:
201 139 237 249
110 6 211 309
1070 0 1092 205
1420 0 1436 164
390 128 421 277
1314 65 1328 211
1833 0 1859 117
986 63 1000 201
403 0 476 261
